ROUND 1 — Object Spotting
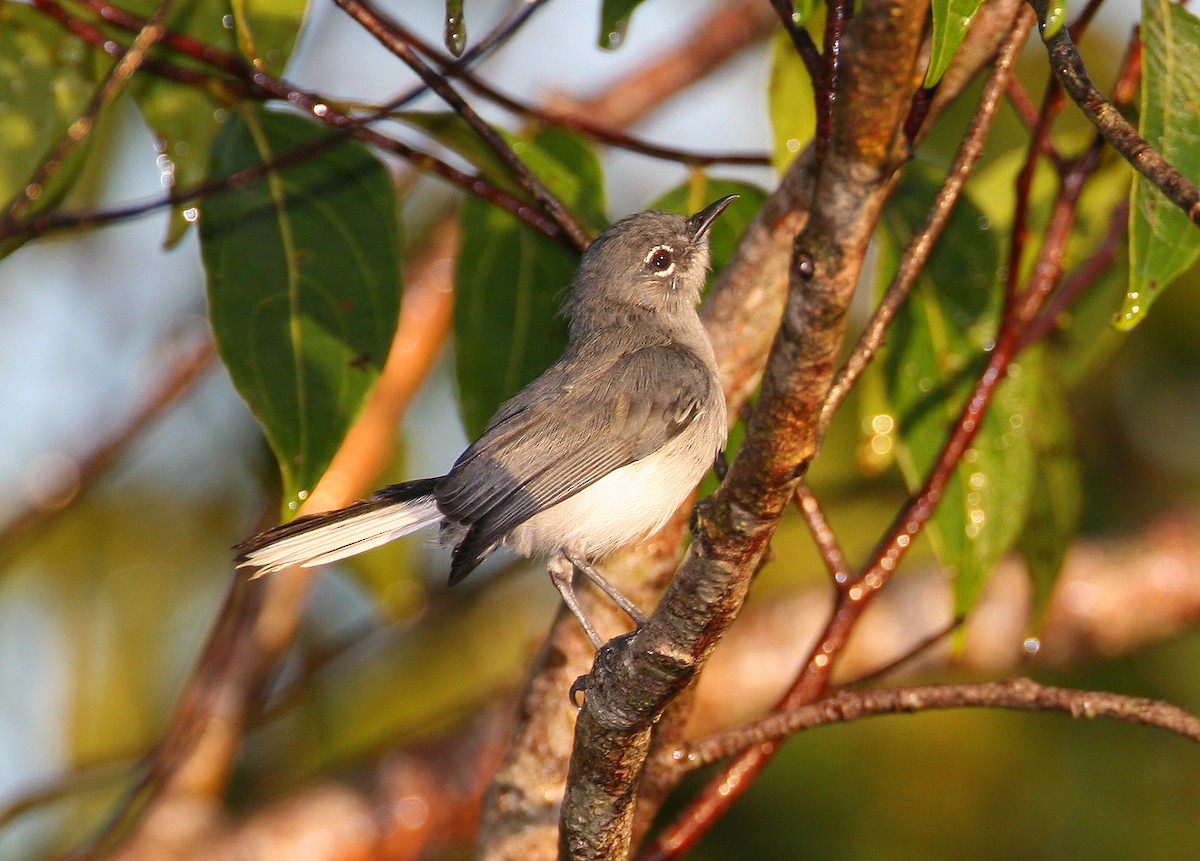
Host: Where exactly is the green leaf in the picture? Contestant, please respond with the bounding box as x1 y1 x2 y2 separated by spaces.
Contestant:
127 0 308 246
925 0 985 87
1016 365 1080 625
598 0 646 49
454 129 605 439
200 107 402 508
649 176 767 277
0 2 103 257
876 168 1036 614
768 27 819 171
1122 0 1200 330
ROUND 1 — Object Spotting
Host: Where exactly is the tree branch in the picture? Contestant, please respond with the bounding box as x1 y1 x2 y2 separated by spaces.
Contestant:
332 0 592 250
1027 0 1200 224
560 0 934 855
684 678 1200 768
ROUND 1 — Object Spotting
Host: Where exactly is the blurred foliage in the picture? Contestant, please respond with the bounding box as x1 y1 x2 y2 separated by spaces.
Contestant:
1 0 1199 859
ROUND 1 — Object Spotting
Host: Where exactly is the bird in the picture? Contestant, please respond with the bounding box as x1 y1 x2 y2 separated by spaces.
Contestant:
235 196 734 647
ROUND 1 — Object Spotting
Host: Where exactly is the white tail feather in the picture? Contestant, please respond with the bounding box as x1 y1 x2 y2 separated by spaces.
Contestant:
240 496 441 575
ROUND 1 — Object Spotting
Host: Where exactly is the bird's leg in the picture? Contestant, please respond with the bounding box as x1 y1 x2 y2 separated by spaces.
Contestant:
547 552 605 649
564 552 648 626
547 551 649 648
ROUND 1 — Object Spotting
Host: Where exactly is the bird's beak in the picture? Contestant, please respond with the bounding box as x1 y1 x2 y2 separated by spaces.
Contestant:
687 194 739 240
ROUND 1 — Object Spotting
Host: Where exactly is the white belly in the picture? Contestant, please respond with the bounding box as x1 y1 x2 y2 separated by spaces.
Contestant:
505 412 724 561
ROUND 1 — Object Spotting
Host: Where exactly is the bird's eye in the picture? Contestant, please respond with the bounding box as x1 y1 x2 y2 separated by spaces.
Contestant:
645 245 675 274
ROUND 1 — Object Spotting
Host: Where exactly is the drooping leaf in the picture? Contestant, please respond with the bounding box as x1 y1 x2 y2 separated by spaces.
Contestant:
454 129 605 439
598 0 646 49
925 0 986 87
875 168 1037 615
1122 0 1200 329
127 0 308 246
649 176 767 277
0 2 103 258
1016 364 1080 625
200 107 402 508
768 26 819 171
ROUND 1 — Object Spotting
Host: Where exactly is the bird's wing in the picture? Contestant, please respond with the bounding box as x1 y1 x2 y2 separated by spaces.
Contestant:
436 343 714 579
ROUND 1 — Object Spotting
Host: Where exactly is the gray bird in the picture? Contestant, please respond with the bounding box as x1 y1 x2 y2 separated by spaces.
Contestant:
235 196 734 646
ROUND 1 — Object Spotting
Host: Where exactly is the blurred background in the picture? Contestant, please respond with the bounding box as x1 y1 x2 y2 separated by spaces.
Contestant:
2 0 1199 858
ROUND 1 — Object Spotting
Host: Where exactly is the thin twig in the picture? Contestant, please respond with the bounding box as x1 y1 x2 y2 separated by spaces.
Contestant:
769 0 823 86
683 678 1200 769
1028 0 1200 223
3 0 175 227
7 0 567 244
793 481 853 583
820 9 1033 438
333 0 592 250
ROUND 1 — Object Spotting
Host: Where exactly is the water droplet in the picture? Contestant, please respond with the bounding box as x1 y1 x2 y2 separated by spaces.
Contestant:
441 0 468 55
1023 637 1041 656
444 14 466 56
786 138 801 153
222 13 234 28
602 22 627 50
183 207 199 222
312 103 328 118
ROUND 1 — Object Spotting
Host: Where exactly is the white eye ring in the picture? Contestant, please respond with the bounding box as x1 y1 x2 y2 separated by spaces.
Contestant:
644 244 676 277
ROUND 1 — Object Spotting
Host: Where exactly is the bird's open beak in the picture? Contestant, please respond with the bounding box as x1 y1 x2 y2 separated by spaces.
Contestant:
687 194 739 240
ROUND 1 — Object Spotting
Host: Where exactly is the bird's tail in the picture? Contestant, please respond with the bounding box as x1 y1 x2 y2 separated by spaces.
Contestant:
234 478 442 576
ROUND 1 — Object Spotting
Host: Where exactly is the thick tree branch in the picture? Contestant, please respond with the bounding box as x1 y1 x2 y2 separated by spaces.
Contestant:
559 0 933 856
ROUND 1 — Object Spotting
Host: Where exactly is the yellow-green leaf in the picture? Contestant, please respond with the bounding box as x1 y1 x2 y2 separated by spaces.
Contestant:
926 0 985 87
0 1 103 258
1122 0 1200 329
768 27 818 171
